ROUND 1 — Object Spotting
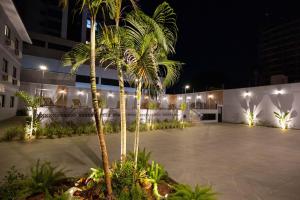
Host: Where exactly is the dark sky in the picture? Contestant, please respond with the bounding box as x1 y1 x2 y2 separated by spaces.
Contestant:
139 0 300 93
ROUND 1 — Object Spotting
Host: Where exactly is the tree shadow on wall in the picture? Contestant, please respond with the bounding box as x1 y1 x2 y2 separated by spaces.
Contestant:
239 95 264 123
269 93 297 123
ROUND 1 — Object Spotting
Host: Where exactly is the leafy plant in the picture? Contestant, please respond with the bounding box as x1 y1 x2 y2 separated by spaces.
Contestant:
146 161 167 199
274 111 290 130
111 161 135 194
168 184 217 200
88 167 104 183
0 126 24 141
26 160 67 195
0 166 28 200
128 148 151 170
246 110 254 127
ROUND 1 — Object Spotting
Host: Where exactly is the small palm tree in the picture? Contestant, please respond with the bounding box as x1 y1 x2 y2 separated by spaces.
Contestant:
274 111 290 130
16 91 41 140
124 3 181 168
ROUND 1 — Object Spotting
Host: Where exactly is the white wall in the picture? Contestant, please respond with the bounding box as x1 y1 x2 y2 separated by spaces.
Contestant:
223 83 300 129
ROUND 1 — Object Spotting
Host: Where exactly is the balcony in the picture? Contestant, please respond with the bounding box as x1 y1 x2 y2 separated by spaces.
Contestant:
21 68 76 86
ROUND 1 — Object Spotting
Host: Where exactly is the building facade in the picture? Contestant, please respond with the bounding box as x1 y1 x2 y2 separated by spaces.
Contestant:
259 19 300 84
0 0 31 121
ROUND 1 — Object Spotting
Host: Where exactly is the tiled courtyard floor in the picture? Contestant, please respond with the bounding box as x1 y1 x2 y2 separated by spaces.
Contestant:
1 123 300 200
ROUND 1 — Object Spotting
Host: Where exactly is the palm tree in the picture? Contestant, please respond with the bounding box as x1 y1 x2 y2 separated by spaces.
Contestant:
105 0 137 163
124 3 181 167
60 0 112 197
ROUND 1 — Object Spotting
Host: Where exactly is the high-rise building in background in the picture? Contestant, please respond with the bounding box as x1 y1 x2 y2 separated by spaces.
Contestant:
259 19 300 84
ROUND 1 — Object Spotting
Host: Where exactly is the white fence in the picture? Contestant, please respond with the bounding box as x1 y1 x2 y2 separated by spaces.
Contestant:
222 82 300 129
36 107 182 125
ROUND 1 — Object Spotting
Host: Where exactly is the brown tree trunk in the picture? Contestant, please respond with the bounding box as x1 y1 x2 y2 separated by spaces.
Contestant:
134 80 142 168
90 18 113 198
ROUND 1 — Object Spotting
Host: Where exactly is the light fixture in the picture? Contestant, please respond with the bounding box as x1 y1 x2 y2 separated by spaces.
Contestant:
187 96 191 100
59 90 66 94
178 97 183 100
107 93 114 98
208 94 214 99
96 92 100 96
243 91 252 98
274 89 285 95
163 97 167 101
144 96 149 99
77 91 84 96
39 65 47 71
185 85 190 89
196 95 202 99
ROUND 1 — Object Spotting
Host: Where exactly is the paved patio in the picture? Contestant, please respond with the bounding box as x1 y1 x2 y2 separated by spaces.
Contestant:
1 123 300 200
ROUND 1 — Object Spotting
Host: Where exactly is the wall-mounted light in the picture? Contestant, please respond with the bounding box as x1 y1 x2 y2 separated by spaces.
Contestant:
196 95 202 99
39 65 47 71
178 97 183 100
187 96 191 100
59 90 66 94
96 92 100 96
163 97 167 101
243 91 252 98
144 96 149 99
208 94 214 99
107 93 114 98
274 89 285 95
77 91 84 96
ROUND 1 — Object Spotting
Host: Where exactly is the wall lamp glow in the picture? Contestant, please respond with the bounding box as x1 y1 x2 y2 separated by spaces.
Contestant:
163 97 167 101
77 91 84 96
39 65 47 71
107 93 114 98
187 96 191 100
59 90 66 94
274 89 285 95
178 97 183 100
96 92 100 96
144 96 149 99
196 95 202 99
208 94 214 99
243 91 252 98
185 85 190 89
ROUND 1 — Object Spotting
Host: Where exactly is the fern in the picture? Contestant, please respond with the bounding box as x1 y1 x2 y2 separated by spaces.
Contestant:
168 184 217 200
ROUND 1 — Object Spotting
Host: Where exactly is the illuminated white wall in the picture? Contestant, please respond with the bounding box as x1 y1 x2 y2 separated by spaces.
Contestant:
223 83 300 129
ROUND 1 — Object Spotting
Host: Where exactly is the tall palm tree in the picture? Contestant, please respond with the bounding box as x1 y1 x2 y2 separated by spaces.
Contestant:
124 3 182 167
60 0 113 197
105 0 137 163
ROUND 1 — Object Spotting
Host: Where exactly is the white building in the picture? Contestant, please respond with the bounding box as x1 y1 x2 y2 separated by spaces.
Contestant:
0 0 31 121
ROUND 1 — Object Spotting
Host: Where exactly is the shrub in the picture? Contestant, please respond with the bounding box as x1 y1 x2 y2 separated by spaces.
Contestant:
128 148 151 170
1 126 24 142
168 184 217 200
26 160 67 195
0 166 28 200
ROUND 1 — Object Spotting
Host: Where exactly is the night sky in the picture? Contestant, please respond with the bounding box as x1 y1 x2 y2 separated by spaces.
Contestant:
139 0 300 93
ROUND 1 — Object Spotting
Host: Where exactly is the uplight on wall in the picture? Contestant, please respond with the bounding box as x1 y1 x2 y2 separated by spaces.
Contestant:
196 95 202 99
243 91 252 98
178 97 183 100
273 89 285 95
187 96 191 100
208 94 214 99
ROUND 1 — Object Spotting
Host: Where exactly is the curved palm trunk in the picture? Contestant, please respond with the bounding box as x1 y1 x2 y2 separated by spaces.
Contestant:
134 81 142 167
90 19 112 198
118 67 127 162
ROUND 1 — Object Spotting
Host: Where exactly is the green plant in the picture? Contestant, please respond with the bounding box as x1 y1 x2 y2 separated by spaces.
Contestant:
88 167 104 183
0 166 28 200
274 111 290 130
26 160 67 195
168 184 217 200
246 110 254 127
0 126 24 141
146 161 167 199
128 148 151 170
111 161 135 194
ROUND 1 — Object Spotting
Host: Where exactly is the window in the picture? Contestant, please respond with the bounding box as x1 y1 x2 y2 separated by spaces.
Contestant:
10 96 14 108
0 95 5 108
76 75 99 84
13 66 17 78
101 78 134 88
4 25 10 39
15 39 19 51
2 59 8 73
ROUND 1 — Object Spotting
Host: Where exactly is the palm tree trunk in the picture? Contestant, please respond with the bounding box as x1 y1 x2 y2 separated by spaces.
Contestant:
118 66 127 162
134 80 142 168
90 18 113 198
